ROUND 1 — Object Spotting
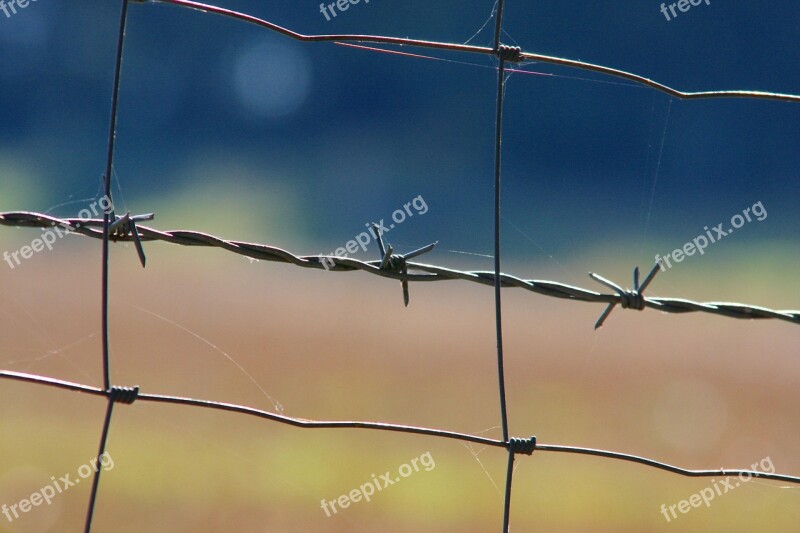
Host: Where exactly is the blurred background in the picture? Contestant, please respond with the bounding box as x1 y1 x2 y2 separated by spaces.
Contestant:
1 0 799 531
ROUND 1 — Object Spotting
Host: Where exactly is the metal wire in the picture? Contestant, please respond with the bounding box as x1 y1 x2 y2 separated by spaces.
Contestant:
5 370 800 487
2 1 799 531
2 212 799 328
86 1 131 529
138 0 800 104
491 4 514 528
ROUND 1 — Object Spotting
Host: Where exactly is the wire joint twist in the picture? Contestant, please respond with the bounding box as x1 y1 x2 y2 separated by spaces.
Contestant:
371 222 436 307
590 262 662 329
108 385 140 405
496 45 523 63
507 436 537 455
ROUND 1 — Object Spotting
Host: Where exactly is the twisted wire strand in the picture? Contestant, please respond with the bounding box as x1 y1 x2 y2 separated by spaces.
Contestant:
4 370 799 485
1 212 797 326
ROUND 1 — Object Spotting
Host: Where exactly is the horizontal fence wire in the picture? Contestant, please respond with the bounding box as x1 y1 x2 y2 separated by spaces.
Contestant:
1 212 799 328
4 369 800 487
137 0 800 103
2 0 800 531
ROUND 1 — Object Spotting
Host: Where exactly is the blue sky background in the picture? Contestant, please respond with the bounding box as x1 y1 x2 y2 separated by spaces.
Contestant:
1 0 798 272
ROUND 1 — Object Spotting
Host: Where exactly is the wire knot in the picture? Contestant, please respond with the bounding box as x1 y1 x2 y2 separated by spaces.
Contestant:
108 212 154 268
108 385 139 404
383 253 407 273
496 45 523 63
370 222 436 307
589 262 662 329
618 290 646 311
507 436 536 455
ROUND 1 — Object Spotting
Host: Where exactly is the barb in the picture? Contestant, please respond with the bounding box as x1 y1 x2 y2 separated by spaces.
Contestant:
134 0 800 103
2 212 798 327
591 263 661 329
108 212 155 268
4 370 800 486
371 222 436 306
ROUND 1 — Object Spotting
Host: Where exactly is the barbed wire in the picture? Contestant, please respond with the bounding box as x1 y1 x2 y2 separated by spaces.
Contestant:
1 212 798 329
2 0 799 531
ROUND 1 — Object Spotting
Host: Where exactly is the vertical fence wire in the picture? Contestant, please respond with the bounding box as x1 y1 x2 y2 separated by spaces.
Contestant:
86 1 129 530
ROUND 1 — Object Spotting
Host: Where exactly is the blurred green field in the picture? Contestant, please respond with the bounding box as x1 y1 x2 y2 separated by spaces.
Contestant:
1 234 799 532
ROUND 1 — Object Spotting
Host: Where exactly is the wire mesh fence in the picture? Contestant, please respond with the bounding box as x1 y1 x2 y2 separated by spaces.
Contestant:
1 1 799 531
